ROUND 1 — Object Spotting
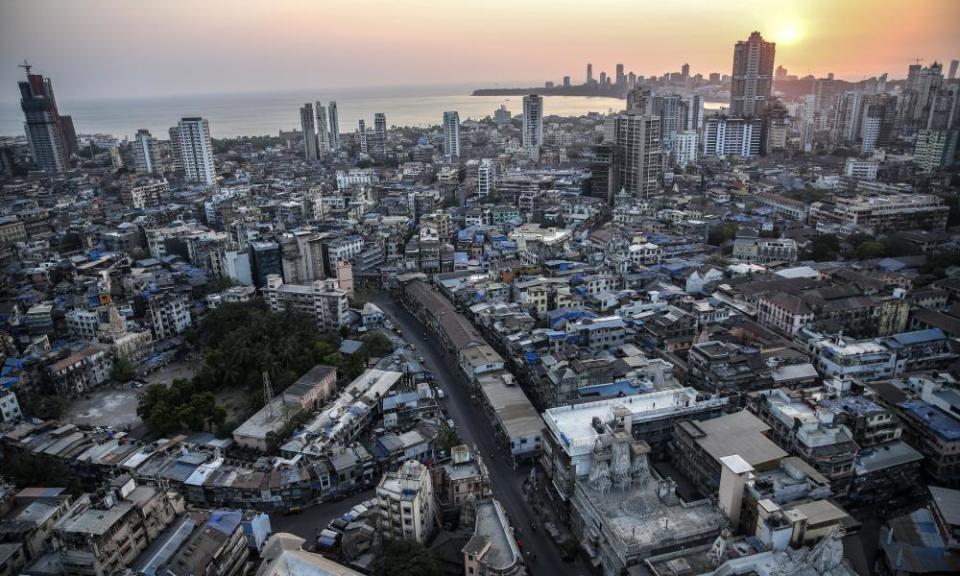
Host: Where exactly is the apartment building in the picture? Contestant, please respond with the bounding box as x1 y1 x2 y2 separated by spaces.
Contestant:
377 460 436 544
262 275 350 332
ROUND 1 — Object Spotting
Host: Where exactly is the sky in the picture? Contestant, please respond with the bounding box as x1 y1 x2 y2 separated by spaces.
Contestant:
1 0 958 103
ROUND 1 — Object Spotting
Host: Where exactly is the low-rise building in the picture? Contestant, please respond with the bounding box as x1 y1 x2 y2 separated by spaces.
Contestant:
541 388 728 501
749 388 860 495
462 499 524 576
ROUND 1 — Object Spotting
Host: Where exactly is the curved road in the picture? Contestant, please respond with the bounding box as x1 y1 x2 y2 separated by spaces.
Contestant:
375 294 588 576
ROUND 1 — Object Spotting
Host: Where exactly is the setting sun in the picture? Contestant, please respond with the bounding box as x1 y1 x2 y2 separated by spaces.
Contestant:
777 23 802 45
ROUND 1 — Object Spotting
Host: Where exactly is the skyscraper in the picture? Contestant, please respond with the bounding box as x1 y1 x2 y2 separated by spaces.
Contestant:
328 101 340 150
587 63 593 85
522 94 544 157
730 31 776 117
681 63 690 80
299 103 318 161
358 119 368 154
177 117 216 186
800 94 816 153
442 111 460 160
610 112 662 201
949 60 959 81
373 113 387 157
18 63 70 172
616 64 625 86
315 102 330 155
651 94 688 150
168 126 183 172
133 129 162 174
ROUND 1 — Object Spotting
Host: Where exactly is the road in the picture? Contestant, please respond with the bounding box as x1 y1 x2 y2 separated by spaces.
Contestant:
375 294 588 576
271 490 375 541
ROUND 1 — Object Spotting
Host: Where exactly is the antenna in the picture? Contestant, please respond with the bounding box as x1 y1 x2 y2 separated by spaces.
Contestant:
912 58 923 66
18 59 32 76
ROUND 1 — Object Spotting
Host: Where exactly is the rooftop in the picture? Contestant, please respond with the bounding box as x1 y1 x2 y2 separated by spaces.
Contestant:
544 388 726 456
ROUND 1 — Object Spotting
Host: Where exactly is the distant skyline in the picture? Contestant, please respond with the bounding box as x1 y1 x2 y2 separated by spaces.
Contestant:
1 0 959 104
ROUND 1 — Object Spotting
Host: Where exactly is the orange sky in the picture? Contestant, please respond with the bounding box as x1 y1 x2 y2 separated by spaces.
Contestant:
1 0 958 100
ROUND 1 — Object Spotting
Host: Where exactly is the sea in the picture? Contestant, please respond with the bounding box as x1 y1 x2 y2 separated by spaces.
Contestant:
0 84 629 140
0 84 725 140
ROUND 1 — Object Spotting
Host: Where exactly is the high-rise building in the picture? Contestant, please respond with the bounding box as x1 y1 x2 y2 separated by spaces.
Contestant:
442 111 460 160
59 115 79 158
358 119 368 154
494 105 512 127
950 60 959 81
373 112 387 157
674 130 698 168
168 126 183 172
832 91 865 145
315 102 331 155
587 63 594 85
610 112 662 201
626 87 652 114
563 76 571 88
681 63 690 80
478 158 495 198
133 129 162 174
522 94 544 157
859 94 897 154
730 31 776 117
651 94 688 149
800 94 816 153
299 103 318 161
18 63 70 172
685 95 704 131
328 101 340 150
616 64 625 86
702 117 763 159
177 117 216 186
914 129 958 173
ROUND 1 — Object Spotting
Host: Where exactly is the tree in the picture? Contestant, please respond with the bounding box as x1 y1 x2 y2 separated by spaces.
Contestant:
374 541 439 576
809 235 840 261
110 358 136 383
707 223 738 246
436 425 462 452
362 333 394 358
137 380 227 436
855 241 887 261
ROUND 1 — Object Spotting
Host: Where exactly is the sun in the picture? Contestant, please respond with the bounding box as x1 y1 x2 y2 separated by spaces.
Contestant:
776 23 802 45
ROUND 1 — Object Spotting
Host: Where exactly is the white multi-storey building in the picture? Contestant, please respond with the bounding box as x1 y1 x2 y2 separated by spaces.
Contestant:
703 117 762 159
263 275 350 332
442 111 460 160
177 117 216 186
148 292 192 340
478 158 495 198
674 130 698 168
844 158 879 180
377 460 436 544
